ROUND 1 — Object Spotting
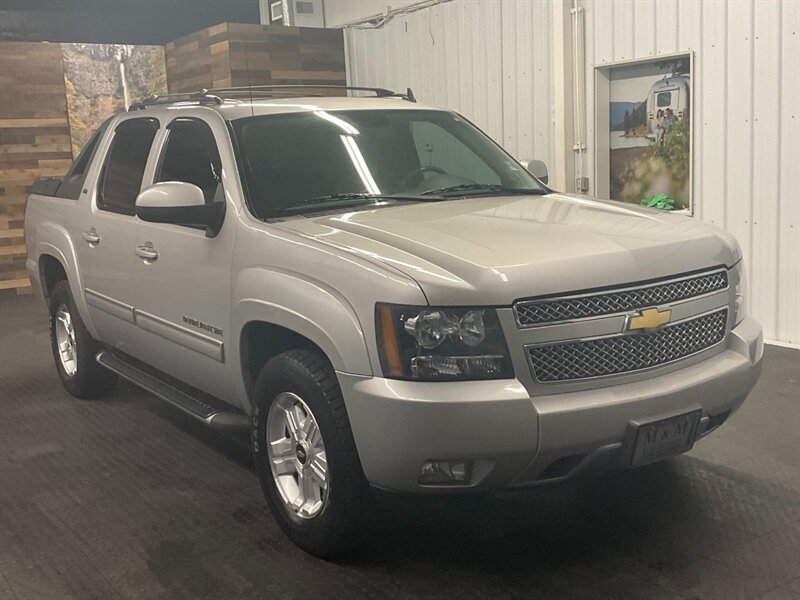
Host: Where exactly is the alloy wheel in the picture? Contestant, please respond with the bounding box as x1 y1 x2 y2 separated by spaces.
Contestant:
266 392 329 519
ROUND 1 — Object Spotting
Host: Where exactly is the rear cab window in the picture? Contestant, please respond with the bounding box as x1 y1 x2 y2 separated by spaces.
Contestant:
58 118 111 200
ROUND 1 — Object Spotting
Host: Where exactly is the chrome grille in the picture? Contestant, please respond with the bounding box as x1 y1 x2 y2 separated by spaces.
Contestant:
515 269 728 327
528 308 728 383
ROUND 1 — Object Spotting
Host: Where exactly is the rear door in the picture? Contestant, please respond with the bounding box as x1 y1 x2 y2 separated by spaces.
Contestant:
77 116 160 349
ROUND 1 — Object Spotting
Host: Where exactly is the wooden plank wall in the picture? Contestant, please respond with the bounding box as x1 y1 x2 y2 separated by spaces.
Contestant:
0 42 72 296
166 22 346 93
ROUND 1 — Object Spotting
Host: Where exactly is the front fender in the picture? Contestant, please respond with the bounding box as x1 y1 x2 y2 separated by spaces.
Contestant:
230 267 373 398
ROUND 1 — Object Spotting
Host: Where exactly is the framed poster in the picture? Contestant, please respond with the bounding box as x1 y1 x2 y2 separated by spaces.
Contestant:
594 53 693 213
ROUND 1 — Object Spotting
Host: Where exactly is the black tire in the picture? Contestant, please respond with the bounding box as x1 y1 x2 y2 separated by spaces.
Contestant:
252 348 371 558
49 280 118 399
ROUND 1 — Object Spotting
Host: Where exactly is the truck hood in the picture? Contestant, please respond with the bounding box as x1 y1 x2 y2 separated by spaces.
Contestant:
275 193 741 305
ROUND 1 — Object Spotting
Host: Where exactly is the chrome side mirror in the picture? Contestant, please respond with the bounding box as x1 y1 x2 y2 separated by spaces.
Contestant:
519 159 548 185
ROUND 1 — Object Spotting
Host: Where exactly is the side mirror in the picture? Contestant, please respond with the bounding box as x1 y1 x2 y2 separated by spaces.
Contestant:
135 181 225 237
519 159 548 185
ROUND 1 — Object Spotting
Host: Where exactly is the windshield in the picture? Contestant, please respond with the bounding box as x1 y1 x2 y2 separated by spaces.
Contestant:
232 109 547 218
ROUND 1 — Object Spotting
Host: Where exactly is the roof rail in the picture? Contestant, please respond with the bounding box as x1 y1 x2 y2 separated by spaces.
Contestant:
127 85 416 111
128 90 223 111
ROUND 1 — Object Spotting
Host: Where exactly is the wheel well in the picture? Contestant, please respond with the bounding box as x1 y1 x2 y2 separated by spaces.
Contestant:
39 254 67 299
240 321 327 400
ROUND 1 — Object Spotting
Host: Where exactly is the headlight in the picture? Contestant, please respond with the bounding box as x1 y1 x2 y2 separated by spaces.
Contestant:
376 303 514 380
733 261 747 325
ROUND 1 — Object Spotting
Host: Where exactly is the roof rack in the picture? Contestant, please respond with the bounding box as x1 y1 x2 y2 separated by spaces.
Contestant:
128 85 416 111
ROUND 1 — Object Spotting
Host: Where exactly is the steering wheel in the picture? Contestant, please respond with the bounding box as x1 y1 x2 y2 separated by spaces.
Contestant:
399 165 446 191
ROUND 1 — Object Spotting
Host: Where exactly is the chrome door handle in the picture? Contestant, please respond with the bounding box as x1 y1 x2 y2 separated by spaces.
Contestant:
135 244 159 262
83 230 101 245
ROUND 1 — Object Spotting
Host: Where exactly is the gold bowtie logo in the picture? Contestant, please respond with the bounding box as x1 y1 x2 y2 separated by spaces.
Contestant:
626 307 672 331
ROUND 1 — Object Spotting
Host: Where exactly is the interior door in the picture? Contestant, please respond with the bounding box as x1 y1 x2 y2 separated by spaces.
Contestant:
122 116 238 404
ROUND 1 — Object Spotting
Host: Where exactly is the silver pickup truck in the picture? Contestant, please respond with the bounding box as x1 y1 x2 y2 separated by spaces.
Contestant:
25 85 763 557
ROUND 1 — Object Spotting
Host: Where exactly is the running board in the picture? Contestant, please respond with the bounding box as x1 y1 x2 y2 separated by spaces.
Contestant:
96 349 249 430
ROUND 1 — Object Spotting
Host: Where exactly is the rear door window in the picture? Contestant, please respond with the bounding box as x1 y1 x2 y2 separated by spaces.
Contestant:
98 118 159 215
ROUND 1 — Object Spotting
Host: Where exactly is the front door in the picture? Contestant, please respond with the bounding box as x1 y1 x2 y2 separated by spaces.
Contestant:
122 116 238 405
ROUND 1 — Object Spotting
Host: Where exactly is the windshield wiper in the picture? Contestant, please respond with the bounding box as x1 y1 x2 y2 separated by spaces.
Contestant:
281 192 446 213
420 183 548 197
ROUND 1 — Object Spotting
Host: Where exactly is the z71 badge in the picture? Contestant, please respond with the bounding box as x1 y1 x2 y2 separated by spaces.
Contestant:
182 316 223 336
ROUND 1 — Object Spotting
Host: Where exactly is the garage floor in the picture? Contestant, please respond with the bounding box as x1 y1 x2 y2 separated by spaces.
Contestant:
1 294 798 600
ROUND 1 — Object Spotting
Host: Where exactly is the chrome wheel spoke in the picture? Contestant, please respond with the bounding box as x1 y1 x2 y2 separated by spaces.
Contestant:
304 418 319 446
310 453 328 488
54 304 78 376
283 407 301 438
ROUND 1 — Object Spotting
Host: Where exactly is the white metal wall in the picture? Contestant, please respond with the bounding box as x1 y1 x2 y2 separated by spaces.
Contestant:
344 0 799 345
581 0 799 344
345 0 555 173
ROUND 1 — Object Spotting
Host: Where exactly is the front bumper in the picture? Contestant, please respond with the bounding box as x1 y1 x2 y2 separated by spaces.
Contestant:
339 316 763 493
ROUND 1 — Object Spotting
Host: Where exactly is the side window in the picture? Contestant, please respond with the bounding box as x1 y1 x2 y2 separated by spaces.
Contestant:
98 118 159 215
58 119 110 200
410 121 500 184
156 118 223 203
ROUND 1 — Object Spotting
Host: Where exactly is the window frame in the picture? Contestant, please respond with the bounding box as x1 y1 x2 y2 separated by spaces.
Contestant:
97 116 160 216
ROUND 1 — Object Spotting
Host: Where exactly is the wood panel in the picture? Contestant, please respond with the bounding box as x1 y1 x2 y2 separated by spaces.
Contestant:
0 41 72 296
165 22 346 94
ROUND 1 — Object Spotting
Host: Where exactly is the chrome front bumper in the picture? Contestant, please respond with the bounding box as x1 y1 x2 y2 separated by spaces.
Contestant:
339 316 763 493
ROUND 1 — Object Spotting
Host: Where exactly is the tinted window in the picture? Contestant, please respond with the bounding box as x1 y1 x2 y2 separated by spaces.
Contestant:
58 119 110 200
233 110 543 218
156 118 223 203
657 91 672 107
99 118 158 215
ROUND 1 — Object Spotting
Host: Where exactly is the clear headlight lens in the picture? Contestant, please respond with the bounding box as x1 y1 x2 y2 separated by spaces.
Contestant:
376 304 514 380
734 261 747 326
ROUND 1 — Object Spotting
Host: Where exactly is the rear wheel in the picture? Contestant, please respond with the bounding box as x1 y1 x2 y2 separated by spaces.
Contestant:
49 280 117 399
252 349 371 558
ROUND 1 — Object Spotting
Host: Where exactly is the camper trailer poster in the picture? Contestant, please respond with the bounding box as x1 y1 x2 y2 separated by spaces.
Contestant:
608 55 691 211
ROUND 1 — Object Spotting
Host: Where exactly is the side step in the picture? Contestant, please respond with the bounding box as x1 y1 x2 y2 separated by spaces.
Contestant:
96 349 250 430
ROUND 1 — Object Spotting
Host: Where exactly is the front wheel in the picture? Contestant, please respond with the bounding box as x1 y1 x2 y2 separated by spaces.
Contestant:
252 349 371 558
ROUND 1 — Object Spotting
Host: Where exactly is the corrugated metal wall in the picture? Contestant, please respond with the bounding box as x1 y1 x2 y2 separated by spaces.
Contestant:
344 0 799 345
581 0 799 344
345 0 555 172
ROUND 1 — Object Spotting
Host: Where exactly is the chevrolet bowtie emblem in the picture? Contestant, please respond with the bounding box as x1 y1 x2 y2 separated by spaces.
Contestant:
626 307 672 332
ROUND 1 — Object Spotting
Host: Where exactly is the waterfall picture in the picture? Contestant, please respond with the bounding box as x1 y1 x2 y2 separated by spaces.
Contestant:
61 43 167 157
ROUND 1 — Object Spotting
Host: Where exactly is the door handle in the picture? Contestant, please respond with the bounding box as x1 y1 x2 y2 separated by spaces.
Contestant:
135 244 159 263
83 230 101 246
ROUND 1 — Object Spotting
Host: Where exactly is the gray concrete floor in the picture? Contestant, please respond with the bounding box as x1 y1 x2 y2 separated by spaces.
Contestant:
1 294 798 600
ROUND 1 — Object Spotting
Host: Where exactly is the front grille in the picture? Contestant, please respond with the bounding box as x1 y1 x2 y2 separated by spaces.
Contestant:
515 269 728 327
528 308 728 383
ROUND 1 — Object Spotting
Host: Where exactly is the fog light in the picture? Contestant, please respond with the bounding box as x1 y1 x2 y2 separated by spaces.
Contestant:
419 459 472 485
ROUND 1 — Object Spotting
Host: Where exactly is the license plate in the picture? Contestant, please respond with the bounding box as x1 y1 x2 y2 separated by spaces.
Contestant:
630 410 702 467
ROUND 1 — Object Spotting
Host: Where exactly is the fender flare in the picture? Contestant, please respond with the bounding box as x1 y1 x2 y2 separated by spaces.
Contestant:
34 223 100 339
229 267 373 405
